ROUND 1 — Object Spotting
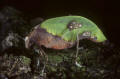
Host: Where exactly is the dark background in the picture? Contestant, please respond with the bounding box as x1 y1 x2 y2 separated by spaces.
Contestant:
0 0 120 46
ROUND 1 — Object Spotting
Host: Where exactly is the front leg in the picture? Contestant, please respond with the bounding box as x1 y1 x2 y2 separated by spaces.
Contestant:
31 46 48 76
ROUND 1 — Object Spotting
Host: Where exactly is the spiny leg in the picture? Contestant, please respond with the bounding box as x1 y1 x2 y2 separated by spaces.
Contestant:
33 46 48 76
75 33 80 59
39 47 48 62
75 33 83 67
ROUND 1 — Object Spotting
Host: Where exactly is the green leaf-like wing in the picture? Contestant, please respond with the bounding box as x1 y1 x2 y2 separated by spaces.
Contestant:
40 16 107 42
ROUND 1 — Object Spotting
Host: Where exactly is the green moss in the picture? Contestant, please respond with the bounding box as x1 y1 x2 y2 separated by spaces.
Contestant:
47 51 69 63
20 56 31 65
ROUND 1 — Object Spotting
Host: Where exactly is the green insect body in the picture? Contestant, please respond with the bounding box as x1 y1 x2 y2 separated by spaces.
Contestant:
40 16 107 42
